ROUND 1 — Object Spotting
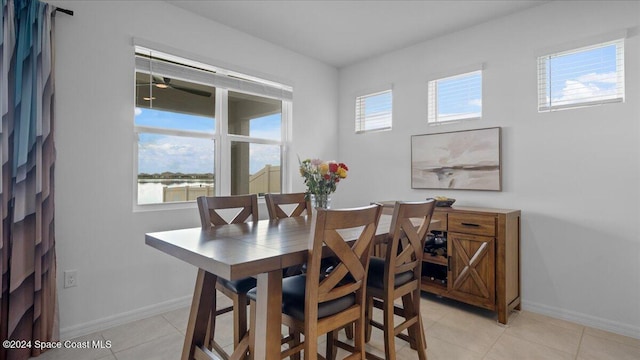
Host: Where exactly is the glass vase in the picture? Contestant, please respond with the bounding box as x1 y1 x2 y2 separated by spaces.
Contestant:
311 193 332 209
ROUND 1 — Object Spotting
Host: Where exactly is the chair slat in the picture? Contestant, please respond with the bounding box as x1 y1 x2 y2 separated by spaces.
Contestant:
265 193 311 220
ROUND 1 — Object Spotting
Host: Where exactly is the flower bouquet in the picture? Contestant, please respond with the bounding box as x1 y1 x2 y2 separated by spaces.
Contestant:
299 158 348 209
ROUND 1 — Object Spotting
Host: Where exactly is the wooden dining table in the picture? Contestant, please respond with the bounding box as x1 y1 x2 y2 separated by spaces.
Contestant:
145 211 422 360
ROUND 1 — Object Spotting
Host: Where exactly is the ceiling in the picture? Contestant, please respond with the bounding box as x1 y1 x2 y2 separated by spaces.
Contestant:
167 0 550 68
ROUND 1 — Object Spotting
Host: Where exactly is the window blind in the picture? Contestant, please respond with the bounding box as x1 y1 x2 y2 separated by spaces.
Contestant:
355 89 392 133
537 39 624 112
135 49 293 101
428 70 482 123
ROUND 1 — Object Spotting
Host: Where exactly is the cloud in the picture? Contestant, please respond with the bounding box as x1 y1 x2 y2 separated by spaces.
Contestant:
138 135 214 174
250 127 281 140
135 108 142 116
468 99 482 107
576 71 617 84
249 143 280 174
553 78 617 104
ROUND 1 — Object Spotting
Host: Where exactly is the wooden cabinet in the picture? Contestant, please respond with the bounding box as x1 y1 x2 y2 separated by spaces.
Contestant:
421 206 521 324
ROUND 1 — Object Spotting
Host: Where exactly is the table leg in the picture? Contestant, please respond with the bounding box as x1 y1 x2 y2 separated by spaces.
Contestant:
182 269 217 360
252 270 282 360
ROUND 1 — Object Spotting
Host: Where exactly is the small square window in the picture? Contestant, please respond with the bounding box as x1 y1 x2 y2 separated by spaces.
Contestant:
355 90 392 133
428 70 482 123
537 39 624 111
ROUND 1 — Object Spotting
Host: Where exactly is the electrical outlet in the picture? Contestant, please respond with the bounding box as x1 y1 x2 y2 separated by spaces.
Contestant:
64 270 78 288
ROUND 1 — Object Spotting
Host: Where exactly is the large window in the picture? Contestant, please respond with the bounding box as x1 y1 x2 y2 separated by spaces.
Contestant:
134 47 292 206
355 89 392 133
428 70 482 123
537 39 624 111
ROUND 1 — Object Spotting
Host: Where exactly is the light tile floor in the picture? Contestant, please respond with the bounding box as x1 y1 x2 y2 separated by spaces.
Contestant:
30 293 640 360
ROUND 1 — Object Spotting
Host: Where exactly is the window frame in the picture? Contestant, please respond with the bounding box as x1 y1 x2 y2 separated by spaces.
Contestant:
133 46 292 210
427 69 483 124
537 38 625 112
355 89 393 133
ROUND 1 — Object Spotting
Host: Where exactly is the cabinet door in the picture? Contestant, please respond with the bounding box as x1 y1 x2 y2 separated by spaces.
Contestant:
448 232 495 309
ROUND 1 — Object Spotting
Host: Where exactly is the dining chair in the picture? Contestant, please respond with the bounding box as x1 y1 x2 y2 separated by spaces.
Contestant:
364 200 435 360
265 192 312 277
265 192 312 220
196 194 259 359
249 204 383 360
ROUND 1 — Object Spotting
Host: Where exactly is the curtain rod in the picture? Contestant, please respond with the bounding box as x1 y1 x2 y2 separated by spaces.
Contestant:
54 7 73 16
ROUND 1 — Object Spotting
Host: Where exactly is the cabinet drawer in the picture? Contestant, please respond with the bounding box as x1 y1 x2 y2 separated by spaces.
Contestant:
429 212 447 232
448 213 495 236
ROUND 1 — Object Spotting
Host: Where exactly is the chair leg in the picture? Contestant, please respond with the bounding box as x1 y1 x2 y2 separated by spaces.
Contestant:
304 329 318 360
325 330 337 360
402 293 427 360
344 323 354 340
354 314 366 358
365 296 373 342
421 316 427 350
401 294 419 350
289 330 301 360
383 296 397 360
248 299 256 360
206 292 218 350
234 293 249 347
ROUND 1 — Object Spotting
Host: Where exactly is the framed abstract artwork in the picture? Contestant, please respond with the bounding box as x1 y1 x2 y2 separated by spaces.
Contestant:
411 127 501 191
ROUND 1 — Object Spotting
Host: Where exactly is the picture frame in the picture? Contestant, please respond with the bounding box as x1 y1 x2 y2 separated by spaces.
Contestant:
411 127 501 191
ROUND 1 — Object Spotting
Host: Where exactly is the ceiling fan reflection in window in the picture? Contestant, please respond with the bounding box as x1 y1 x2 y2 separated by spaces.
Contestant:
137 75 212 98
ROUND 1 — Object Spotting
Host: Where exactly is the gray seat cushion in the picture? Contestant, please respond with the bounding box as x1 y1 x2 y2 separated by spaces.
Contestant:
367 257 414 290
219 276 257 294
247 274 355 321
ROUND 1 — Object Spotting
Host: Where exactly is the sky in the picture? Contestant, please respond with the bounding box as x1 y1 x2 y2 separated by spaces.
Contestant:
545 42 619 106
135 108 281 175
436 71 482 120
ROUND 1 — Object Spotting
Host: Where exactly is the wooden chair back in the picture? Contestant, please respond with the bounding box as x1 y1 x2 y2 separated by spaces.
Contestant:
196 194 259 230
264 192 311 220
384 200 436 291
304 204 382 350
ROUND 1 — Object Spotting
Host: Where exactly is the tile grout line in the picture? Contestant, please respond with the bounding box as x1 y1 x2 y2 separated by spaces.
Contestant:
574 326 585 360
505 314 585 355
161 313 187 336
480 320 508 360
101 332 118 359
104 315 183 356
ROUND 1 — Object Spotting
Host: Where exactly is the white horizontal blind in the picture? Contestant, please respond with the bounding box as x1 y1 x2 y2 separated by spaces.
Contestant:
537 39 624 112
135 48 293 101
355 89 392 133
428 70 482 123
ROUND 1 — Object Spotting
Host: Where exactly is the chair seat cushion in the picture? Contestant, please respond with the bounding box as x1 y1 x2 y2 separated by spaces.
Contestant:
218 276 257 294
246 275 355 321
367 257 414 290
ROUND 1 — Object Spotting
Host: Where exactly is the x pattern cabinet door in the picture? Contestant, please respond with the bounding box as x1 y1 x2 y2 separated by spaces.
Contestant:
448 232 495 308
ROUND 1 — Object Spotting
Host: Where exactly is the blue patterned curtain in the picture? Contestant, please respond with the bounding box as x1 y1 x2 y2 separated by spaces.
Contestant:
1 0 58 359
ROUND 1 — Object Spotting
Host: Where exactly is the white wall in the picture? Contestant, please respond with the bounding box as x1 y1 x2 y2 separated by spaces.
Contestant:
47 0 338 338
44 0 640 341
338 1 640 338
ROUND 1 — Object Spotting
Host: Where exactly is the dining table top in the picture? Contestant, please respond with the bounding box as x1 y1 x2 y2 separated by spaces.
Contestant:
145 212 401 281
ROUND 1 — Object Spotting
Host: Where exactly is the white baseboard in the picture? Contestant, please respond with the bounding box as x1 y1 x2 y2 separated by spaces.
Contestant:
521 300 640 340
60 295 192 340
60 297 640 341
